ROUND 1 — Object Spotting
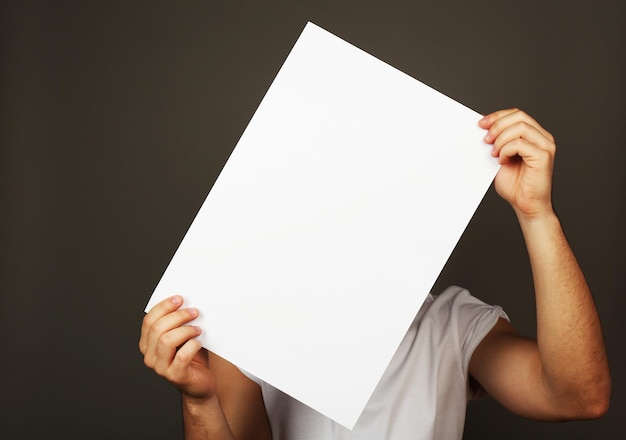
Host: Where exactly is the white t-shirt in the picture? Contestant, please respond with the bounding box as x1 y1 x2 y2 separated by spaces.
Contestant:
244 286 508 439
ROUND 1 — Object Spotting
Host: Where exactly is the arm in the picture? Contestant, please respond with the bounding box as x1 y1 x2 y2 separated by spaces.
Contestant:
139 296 272 439
469 109 611 420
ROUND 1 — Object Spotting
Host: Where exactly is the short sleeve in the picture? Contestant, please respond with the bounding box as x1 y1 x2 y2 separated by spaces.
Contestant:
431 286 509 398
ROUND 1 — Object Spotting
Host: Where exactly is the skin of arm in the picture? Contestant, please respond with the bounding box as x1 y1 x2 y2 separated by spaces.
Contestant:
139 296 272 439
469 109 611 420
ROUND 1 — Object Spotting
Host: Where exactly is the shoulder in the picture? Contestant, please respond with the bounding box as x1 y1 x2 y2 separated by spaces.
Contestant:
428 286 508 329
424 286 509 375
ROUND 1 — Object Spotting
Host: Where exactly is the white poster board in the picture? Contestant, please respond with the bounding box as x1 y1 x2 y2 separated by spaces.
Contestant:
146 22 499 429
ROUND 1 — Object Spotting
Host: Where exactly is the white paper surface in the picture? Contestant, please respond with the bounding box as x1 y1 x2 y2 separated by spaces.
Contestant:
146 22 499 429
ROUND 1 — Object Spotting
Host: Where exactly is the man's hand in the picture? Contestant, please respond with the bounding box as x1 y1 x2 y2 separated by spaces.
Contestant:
139 296 216 402
140 298 272 439
479 108 555 220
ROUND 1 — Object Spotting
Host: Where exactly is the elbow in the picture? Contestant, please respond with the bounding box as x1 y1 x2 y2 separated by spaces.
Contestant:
585 399 610 420
565 374 612 420
577 395 610 420
576 395 610 420
582 381 611 420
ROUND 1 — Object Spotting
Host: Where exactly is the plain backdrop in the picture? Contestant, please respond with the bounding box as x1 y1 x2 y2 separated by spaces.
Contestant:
1 1 624 439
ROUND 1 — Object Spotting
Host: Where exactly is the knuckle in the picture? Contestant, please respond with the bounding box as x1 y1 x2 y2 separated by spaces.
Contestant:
513 120 533 135
159 331 177 348
151 320 167 336
143 354 154 368
514 108 528 118
142 314 155 329
154 364 167 377
176 349 192 365
177 340 200 365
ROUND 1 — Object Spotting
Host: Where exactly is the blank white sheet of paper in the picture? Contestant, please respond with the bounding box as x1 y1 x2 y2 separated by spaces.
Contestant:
145 22 499 429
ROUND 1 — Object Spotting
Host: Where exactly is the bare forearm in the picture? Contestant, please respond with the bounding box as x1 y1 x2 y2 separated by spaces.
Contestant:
518 210 611 415
182 395 234 440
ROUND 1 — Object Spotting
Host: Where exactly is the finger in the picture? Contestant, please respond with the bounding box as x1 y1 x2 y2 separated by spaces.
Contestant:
140 295 184 353
152 325 202 374
491 121 555 158
168 339 204 385
484 109 553 144
143 307 199 364
479 108 519 129
479 108 519 124
496 138 552 166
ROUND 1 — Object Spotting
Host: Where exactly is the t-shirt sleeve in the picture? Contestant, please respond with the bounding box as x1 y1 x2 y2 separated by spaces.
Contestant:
434 286 509 399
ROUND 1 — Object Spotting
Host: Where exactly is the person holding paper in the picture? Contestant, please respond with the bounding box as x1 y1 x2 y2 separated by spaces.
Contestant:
139 109 610 439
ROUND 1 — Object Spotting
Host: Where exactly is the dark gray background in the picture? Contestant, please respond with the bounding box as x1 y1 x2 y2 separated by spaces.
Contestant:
1 1 624 438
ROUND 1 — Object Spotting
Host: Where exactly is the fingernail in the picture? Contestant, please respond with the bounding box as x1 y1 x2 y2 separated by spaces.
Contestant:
188 308 199 317
484 133 492 142
170 295 182 305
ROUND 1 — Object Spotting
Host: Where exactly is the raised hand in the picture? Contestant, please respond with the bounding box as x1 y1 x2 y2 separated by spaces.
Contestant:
139 296 216 401
479 108 556 220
